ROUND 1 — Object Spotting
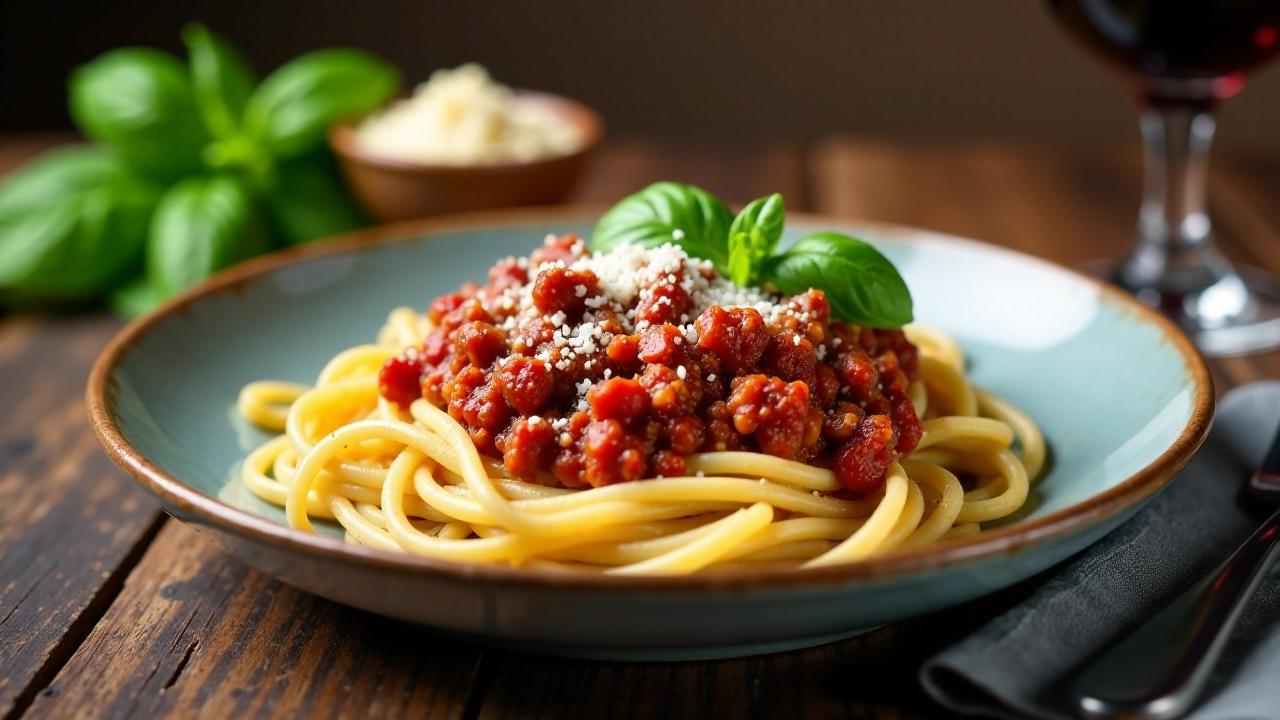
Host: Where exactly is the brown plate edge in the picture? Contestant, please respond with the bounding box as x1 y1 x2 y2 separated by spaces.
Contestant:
85 205 1216 593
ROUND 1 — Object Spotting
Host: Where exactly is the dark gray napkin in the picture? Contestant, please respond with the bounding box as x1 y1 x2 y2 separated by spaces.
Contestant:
921 381 1280 720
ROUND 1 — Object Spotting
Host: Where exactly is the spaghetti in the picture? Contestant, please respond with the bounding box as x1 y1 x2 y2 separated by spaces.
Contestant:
237 239 1043 575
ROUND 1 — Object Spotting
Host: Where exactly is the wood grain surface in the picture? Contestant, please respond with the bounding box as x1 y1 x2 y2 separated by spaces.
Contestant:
1 135 1277 719
0 314 163 720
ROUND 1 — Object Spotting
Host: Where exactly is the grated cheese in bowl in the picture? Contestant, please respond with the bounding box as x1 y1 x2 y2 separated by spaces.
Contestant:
355 64 583 165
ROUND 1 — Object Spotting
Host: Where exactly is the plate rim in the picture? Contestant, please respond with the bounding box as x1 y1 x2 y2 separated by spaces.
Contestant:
85 206 1215 592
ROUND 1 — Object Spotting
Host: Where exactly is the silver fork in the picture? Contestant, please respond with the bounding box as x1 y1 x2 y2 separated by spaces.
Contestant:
1071 421 1280 719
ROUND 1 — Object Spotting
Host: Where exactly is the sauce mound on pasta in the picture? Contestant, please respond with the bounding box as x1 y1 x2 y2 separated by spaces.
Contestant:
377 234 924 495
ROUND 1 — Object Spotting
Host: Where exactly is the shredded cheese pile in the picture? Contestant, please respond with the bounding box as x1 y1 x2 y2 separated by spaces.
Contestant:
356 64 582 165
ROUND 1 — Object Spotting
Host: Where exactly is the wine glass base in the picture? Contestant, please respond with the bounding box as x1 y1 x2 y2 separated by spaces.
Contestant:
1080 261 1280 357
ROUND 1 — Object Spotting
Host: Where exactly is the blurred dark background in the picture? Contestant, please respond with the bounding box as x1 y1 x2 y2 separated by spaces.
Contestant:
4 0 1280 150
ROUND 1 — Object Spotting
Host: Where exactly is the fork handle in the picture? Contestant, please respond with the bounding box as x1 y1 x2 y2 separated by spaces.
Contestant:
1072 505 1280 720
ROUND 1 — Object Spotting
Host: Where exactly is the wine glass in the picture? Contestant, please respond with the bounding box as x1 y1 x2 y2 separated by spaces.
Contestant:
1045 0 1280 355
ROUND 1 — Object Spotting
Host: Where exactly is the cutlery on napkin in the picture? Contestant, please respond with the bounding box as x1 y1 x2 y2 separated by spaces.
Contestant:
921 381 1280 720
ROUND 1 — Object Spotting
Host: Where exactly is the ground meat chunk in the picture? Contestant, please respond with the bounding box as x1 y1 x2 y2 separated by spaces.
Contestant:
444 367 511 454
494 356 553 415
725 374 813 458
453 321 506 368
814 364 840 406
530 233 585 267
487 257 528 294
499 417 557 480
652 450 687 478
703 400 746 452
606 333 640 366
637 323 687 365
421 331 451 365
837 348 880 402
783 289 831 344
835 414 898 496
639 363 699 417
427 293 467 326
764 330 818 388
636 276 693 326
582 419 648 486
510 317 555 355
695 306 768 374
531 267 600 316
665 415 705 455
824 401 865 442
438 298 491 336
420 369 448 406
378 353 424 409
588 377 651 424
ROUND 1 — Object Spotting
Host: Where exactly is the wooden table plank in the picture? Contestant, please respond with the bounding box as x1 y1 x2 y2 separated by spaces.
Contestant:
23 523 483 720
810 139 1139 266
572 139 808 207
1209 159 1280 385
470 587 1036 720
1208 159 1280 274
0 314 163 720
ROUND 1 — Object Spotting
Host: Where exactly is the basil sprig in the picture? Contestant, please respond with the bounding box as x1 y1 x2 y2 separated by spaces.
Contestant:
184 24 257 142
69 48 212 181
726 193 784 286
592 182 913 328
243 49 400 159
0 147 157 303
0 24 398 314
764 232 913 328
592 181 733 269
147 174 270 296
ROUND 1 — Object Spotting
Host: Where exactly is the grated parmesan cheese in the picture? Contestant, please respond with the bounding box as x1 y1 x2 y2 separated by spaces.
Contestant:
355 64 581 165
478 240 808 411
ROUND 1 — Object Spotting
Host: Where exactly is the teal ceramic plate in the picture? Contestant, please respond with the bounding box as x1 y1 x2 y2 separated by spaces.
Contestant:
88 209 1213 660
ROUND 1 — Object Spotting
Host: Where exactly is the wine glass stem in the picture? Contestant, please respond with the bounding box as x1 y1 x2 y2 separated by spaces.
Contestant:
1121 104 1233 296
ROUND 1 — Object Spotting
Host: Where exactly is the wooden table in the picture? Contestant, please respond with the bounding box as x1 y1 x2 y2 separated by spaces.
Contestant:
3 136 1279 719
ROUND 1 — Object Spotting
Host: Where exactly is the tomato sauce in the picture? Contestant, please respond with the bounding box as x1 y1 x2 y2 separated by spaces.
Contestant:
379 234 922 495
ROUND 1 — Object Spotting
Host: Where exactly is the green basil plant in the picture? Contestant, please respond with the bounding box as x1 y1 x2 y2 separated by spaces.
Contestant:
0 24 400 314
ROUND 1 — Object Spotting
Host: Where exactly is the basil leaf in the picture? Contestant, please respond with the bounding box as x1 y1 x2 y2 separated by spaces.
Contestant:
726 193 784 286
183 23 256 140
147 174 270 296
0 147 157 300
592 181 733 269
243 49 399 158
262 152 365 244
182 24 273 186
0 146 121 215
109 275 167 317
765 232 913 328
69 48 211 180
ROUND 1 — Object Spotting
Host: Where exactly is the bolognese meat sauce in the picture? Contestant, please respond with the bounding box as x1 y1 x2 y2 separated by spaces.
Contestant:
377 234 922 495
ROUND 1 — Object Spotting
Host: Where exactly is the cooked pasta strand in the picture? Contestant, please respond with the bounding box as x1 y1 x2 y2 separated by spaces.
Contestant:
237 313 1041 575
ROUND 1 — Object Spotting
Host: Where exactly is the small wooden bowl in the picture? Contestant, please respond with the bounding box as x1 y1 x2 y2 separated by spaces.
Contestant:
329 91 603 222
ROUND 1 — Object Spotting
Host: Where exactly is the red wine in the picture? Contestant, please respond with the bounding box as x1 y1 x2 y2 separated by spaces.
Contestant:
1046 0 1280 103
